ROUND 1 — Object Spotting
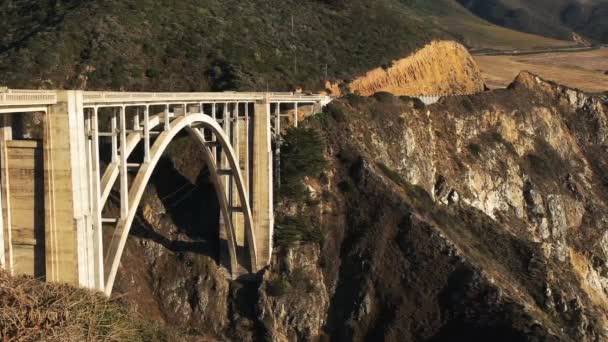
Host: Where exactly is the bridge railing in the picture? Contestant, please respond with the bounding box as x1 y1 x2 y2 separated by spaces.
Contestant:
411 92 479 105
0 89 331 112
83 91 330 105
0 90 57 106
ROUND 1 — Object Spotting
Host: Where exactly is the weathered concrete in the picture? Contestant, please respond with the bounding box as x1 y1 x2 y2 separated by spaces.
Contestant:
253 101 273 269
43 91 93 288
233 103 251 273
0 115 12 273
6 140 44 278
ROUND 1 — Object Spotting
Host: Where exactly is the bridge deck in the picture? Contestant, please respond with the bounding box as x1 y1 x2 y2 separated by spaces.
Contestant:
0 89 330 111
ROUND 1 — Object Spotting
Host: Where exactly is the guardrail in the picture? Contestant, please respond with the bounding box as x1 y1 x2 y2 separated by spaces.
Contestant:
0 89 330 108
83 91 329 105
409 92 478 105
0 90 57 106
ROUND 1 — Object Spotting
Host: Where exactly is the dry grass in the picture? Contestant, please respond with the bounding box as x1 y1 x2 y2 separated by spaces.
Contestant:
475 49 608 93
0 271 168 341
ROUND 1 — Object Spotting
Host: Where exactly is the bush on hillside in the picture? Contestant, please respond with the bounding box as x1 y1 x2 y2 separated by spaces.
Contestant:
0 271 171 341
274 215 324 248
279 127 326 201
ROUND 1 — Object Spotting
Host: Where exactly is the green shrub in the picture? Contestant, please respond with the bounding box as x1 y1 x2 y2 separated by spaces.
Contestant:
372 91 396 103
338 180 355 193
275 215 324 248
323 103 347 122
267 276 291 297
468 143 482 157
279 127 326 202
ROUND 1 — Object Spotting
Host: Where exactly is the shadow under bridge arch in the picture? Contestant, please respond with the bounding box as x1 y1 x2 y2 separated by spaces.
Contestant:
103 113 258 296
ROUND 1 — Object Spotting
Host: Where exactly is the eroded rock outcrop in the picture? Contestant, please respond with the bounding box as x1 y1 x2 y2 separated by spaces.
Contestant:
306 74 608 340
328 41 485 96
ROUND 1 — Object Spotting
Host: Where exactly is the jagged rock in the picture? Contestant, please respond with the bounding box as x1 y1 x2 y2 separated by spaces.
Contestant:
257 245 329 341
447 189 460 205
111 71 608 341
544 284 555 311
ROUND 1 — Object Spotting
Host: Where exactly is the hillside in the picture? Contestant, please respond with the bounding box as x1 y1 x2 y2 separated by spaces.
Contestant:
0 0 442 91
407 0 573 50
457 0 608 43
108 73 608 341
0 0 572 92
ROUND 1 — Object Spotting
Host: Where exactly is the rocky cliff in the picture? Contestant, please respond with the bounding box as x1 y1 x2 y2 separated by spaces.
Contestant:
303 74 608 341
329 41 486 97
113 73 608 341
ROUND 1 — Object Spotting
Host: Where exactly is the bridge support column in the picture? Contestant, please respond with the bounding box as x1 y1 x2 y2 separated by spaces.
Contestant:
0 115 12 273
219 103 232 272
252 100 273 269
44 91 95 288
232 103 251 274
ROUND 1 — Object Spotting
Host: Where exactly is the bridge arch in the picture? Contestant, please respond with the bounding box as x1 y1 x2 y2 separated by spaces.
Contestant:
103 113 258 296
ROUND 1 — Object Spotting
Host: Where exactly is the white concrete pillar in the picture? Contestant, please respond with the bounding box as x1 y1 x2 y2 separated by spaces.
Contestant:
252 100 273 269
44 91 94 288
0 114 12 273
88 107 104 290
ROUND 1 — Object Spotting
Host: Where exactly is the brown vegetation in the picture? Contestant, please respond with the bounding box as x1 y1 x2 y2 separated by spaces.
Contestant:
331 41 485 96
0 271 169 341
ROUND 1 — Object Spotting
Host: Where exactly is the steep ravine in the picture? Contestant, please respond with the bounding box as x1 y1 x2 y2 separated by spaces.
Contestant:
113 73 608 341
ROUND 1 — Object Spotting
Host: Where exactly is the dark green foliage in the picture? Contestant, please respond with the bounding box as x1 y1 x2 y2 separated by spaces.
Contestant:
274 215 324 248
372 91 396 103
344 93 366 107
468 143 482 157
279 127 326 201
266 276 291 297
338 180 355 193
0 0 444 91
322 103 347 123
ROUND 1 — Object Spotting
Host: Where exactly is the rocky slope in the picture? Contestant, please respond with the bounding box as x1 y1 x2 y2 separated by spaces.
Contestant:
110 72 608 341
329 41 485 96
305 74 608 341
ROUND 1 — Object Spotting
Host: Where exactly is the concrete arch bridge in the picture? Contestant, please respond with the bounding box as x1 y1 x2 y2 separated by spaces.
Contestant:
0 89 330 295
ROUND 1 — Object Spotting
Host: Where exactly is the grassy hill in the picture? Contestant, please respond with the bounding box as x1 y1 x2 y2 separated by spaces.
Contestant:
456 0 608 43
0 0 573 92
409 0 572 50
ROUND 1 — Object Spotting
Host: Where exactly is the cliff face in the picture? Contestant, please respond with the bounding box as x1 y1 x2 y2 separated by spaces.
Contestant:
331 41 486 97
114 73 608 341
304 74 608 341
